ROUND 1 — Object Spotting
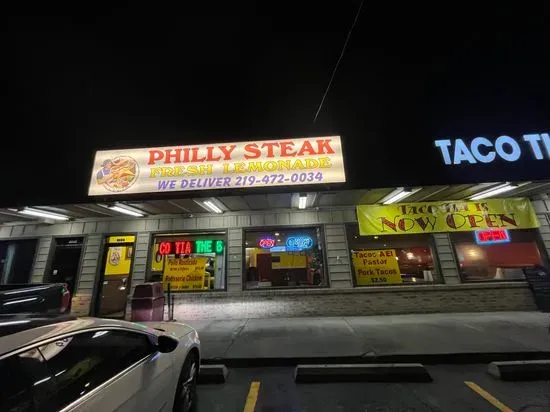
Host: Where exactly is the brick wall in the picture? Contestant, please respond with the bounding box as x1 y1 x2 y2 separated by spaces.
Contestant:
71 293 92 316
165 282 536 321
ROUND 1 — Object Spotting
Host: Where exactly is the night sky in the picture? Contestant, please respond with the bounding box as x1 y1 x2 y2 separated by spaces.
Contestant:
4 2 550 207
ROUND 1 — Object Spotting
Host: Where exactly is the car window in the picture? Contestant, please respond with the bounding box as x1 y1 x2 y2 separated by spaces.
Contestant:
0 355 35 412
0 346 56 412
39 330 154 410
17 348 57 411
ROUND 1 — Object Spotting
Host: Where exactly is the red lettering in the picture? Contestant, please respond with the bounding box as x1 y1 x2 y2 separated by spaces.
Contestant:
244 143 261 159
467 214 484 228
159 242 171 255
499 214 517 227
415 216 437 231
297 141 316 156
280 141 296 157
261 142 279 158
148 150 164 165
183 241 192 254
485 214 498 227
182 148 191 162
316 139 335 154
398 217 415 231
219 145 237 160
191 147 206 162
205 146 221 161
164 149 182 164
398 219 406 231
446 214 456 229
380 217 397 232
446 213 466 229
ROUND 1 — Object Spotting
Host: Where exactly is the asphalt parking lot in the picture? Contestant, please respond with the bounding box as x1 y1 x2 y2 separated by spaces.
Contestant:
197 365 550 411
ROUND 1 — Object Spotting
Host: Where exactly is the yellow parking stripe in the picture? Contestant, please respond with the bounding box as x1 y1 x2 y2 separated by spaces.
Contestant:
464 381 514 412
244 381 261 412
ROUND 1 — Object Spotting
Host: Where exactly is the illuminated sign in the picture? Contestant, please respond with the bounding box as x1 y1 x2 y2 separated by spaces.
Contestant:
88 136 346 196
258 238 276 249
107 235 136 244
158 239 225 255
475 229 511 245
434 133 550 165
286 236 313 251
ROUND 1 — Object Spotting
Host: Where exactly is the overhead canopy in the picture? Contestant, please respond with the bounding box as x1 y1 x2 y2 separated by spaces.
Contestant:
1 180 549 224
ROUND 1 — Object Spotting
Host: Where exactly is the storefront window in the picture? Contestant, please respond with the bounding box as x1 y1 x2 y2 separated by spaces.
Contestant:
149 232 226 291
244 227 326 289
0 239 37 284
450 229 547 282
347 225 441 286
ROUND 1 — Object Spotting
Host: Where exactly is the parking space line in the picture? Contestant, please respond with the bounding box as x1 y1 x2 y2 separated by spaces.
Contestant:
464 381 514 412
244 381 261 412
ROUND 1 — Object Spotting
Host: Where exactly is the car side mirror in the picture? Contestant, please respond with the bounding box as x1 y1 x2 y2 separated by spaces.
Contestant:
157 335 179 353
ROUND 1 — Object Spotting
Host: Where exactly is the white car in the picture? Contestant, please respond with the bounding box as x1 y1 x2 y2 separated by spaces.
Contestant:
0 314 200 412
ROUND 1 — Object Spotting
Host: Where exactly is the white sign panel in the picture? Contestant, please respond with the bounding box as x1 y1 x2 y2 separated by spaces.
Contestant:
88 136 346 196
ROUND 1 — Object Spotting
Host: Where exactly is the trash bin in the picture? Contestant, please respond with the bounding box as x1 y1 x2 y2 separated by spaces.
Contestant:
130 282 165 322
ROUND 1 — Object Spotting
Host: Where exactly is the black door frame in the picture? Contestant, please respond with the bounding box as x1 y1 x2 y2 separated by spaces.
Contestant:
45 236 85 293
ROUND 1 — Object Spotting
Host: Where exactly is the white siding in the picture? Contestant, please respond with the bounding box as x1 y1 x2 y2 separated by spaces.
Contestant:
227 229 243 292
433 233 460 284
31 237 53 283
324 224 353 288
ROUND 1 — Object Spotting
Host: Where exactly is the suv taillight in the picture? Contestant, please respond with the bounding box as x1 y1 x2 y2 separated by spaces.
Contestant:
60 284 71 313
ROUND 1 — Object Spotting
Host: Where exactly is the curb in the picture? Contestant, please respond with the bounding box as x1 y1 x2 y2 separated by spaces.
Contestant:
201 351 550 368
488 360 550 381
198 364 228 384
294 363 432 383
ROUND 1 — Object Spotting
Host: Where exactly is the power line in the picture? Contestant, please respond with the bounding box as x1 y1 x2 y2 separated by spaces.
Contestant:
313 0 365 124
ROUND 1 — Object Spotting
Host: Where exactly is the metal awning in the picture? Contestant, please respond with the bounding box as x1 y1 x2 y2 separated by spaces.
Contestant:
1 180 549 224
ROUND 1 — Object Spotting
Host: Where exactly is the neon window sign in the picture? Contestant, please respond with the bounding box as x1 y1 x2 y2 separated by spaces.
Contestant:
258 238 276 249
474 229 511 245
158 239 225 255
286 235 313 251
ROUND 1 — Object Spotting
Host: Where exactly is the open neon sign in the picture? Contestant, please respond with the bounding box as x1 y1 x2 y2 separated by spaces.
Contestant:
258 238 276 249
474 229 511 245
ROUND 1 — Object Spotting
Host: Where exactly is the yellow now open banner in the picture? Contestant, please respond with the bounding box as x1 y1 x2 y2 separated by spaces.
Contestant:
163 257 208 291
356 198 539 236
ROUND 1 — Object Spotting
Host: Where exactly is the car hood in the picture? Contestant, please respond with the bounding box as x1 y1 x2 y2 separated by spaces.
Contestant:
141 321 196 339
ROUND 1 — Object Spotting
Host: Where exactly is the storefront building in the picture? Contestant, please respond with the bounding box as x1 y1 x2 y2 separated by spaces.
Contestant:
0 135 549 320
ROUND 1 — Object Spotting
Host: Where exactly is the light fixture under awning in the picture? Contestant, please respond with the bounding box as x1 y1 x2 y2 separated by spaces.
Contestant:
194 198 225 214
380 187 422 204
469 182 530 200
101 203 145 217
18 207 69 221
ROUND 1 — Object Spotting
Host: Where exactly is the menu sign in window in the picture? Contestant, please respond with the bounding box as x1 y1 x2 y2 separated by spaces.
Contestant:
162 257 208 291
88 136 346 196
352 249 403 285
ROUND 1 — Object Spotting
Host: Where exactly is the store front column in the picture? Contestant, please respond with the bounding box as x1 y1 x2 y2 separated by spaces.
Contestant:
130 232 150 289
30 236 53 283
532 200 550 258
325 224 353 288
433 233 461 284
227 228 243 292
72 234 102 316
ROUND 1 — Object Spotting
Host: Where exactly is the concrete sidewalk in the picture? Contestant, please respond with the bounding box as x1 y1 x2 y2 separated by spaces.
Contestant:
184 312 550 364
